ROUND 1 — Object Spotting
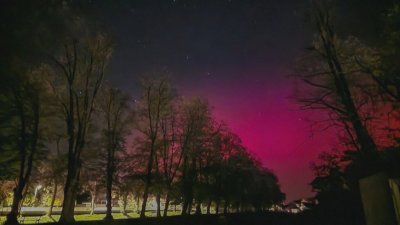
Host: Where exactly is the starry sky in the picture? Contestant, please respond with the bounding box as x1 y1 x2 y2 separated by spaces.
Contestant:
86 0 393 201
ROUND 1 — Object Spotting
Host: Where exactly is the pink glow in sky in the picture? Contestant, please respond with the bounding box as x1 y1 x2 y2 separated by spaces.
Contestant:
178 68 337 201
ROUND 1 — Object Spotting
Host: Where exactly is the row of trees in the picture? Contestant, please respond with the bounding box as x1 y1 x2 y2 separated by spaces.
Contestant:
0 67 284 224
295 1 400 222
129 80 284 217
0 1 284 224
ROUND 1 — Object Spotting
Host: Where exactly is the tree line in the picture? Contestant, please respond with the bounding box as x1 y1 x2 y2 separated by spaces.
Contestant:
0 1 284 224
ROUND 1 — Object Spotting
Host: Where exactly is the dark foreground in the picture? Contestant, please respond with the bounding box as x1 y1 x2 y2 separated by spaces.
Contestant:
32 211 365 225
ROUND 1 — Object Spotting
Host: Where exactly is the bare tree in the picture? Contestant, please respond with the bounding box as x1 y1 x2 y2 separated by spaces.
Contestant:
135 75 174 218
158 103 181 217
2 71 47 225
295 1 377 157
179 98 213 215
50 33 112 223
99 87 131 220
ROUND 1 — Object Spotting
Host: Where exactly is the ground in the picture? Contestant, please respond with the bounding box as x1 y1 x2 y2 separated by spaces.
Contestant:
0 211 366 225
0 212 182 224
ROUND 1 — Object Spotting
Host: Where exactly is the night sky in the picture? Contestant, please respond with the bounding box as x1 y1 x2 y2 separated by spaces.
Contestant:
86 0 392 201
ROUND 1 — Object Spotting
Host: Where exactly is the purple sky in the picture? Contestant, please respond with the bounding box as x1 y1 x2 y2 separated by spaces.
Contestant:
176 66 337 201
93 0 390 201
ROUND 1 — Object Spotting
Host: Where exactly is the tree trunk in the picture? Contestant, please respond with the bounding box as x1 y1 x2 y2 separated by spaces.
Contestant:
140 185 149 218
90 191 96 215
60 179 78 222
181 182 193 215
5 185 24 225
48 182 58 216
195 202 201 215
8 156 35 225
181 200 188 215
136 195 140 214
163 191 170 217
215 200 220 214
59 149 81 223
188 201 192 215
223 201 228 214
156 193 161 217
121 192 128 216
206 200 211 214
140 139 156 218
104 155 113 220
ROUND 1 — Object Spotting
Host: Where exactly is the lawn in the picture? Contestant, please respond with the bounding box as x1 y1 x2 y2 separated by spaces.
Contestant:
0 212 182 224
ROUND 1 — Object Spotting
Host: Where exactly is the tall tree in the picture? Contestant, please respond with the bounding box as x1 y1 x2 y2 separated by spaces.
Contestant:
0 2 85 224
50 33 112 223
179 98 213 215
0 70 49 225
157 102 183 216
99 87 131 220
295 1 378 159
135 75 174 218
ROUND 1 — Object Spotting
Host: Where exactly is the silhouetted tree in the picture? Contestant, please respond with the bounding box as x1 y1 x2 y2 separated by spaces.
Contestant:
179 98 213 215
0 70 50 225
135 75 174 218
50 33 112 223
0 2 74 223
295 1 378 162
99 87 131 220
157 102 181 216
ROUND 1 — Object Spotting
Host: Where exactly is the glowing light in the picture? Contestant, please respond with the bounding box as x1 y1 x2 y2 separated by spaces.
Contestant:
34 184 42 197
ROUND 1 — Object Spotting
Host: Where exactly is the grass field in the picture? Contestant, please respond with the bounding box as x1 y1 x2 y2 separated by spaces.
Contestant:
0 212 182 224
0 211 365 225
